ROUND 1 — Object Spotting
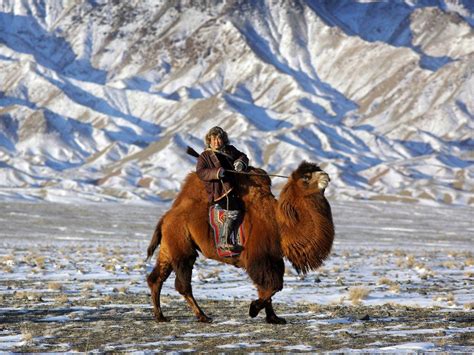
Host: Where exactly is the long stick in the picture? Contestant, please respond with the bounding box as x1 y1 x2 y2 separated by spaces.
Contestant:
186 146 289 179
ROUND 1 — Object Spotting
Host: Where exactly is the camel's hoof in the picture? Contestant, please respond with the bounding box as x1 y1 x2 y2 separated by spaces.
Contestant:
154 314 170 322
249 300 262 318
266 315 287 325
197 315 213 323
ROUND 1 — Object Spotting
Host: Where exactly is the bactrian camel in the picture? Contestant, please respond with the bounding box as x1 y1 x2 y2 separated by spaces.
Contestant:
146 161 334 324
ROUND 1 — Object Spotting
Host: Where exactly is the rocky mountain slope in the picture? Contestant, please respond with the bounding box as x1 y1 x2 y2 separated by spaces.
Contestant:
0 0 472 204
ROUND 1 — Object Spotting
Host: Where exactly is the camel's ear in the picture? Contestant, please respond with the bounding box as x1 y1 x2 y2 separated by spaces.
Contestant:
279 200 299 225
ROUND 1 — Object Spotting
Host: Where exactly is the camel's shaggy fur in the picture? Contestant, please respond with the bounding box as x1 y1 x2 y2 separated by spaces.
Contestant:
147 161 334 324
278 162 334 274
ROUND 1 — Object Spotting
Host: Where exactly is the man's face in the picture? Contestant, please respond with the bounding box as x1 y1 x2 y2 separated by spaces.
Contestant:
210 135 224 150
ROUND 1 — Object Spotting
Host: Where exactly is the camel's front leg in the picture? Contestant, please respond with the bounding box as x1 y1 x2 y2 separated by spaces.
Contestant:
174 257 212 323
249 288 286 324
249 298 267 318
264 299 286 324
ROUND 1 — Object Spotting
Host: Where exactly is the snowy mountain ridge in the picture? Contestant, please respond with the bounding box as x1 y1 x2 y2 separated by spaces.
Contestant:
0 0 473 205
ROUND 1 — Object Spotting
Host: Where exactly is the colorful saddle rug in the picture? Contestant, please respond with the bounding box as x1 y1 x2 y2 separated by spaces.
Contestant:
209 205 245 258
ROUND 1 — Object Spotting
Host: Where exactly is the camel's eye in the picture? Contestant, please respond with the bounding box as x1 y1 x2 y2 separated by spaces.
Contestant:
302 174 311 182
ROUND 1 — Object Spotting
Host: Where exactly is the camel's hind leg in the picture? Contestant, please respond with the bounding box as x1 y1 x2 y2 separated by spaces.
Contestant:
173 256 212 323
147 252 172 322
249 288 286 324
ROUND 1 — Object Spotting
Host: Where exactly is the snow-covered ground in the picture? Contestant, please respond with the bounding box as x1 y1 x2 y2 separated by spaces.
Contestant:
0 200 472 352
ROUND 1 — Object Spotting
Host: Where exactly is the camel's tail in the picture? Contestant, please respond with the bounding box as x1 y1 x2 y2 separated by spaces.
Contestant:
146 216 164 261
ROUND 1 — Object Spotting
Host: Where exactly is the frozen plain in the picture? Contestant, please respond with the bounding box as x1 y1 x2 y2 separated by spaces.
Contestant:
0 199 473 352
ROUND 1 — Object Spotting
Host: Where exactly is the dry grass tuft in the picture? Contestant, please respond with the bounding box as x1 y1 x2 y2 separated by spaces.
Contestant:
103 295 113 302
2 265 14 273
82 282 95 291
318 267 328 274
104 263 116 272
405 255 416 268
348 286 370 305
414 261 426 270
436 337 449 347
330 296 346 306
1 254 15 265
393 249 406 257
441 260 458 269
434 293 456 304
377 277 400 293
111 252 124 262
389 283 401 293
32 255 46 269
336 276 345 286
96 246 108 254
464 302 474 310
420 270 435 279
133 261 145 270
116 286 128 294
200 268 221 280
375 256 389 266
446 293 455 303
306 303 324 312
385 301 401 308
465 258 474 267
54 294 69 304
284 267 295 276
343 262 352 270
21 327 34 343
14 291 29 300
447 251 461 258
377 277 395 286
48 282 63 291
464 271 474 278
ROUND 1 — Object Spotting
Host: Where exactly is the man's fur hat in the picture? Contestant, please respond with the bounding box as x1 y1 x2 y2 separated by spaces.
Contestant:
205 126 229 147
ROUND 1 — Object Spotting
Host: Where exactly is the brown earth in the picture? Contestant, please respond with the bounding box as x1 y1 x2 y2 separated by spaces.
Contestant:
1 290 473 352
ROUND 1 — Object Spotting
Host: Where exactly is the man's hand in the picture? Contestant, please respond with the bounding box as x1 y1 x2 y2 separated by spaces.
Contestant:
234 161 244 172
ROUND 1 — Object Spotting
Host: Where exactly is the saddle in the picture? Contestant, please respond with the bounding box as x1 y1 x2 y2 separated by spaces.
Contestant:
209 205 246 257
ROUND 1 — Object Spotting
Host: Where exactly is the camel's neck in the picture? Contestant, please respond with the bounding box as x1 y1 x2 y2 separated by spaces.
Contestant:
277 185 335 274
307 193 333 225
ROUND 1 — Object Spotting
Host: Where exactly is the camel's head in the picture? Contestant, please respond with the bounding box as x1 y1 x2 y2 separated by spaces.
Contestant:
291 161 330 193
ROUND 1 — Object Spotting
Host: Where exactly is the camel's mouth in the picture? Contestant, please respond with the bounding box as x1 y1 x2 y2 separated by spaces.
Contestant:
314 171 330 190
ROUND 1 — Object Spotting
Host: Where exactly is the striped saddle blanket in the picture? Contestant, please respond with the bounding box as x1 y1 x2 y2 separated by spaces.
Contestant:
209 205 245 258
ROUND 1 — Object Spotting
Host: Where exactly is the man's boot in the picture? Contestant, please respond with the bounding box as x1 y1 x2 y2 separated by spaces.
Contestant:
219 209 242 252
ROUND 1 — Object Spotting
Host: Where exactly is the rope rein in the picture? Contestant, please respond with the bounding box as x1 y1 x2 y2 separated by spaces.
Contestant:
229 170 289 179
186 145 289 179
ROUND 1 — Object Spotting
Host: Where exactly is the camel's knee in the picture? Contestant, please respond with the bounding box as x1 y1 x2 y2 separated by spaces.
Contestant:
173 257 195 295
147 260 172 289
147 267 160 288
175 277 192 295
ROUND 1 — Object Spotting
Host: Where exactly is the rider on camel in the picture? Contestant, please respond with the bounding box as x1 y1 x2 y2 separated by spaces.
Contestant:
196 126 249 253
